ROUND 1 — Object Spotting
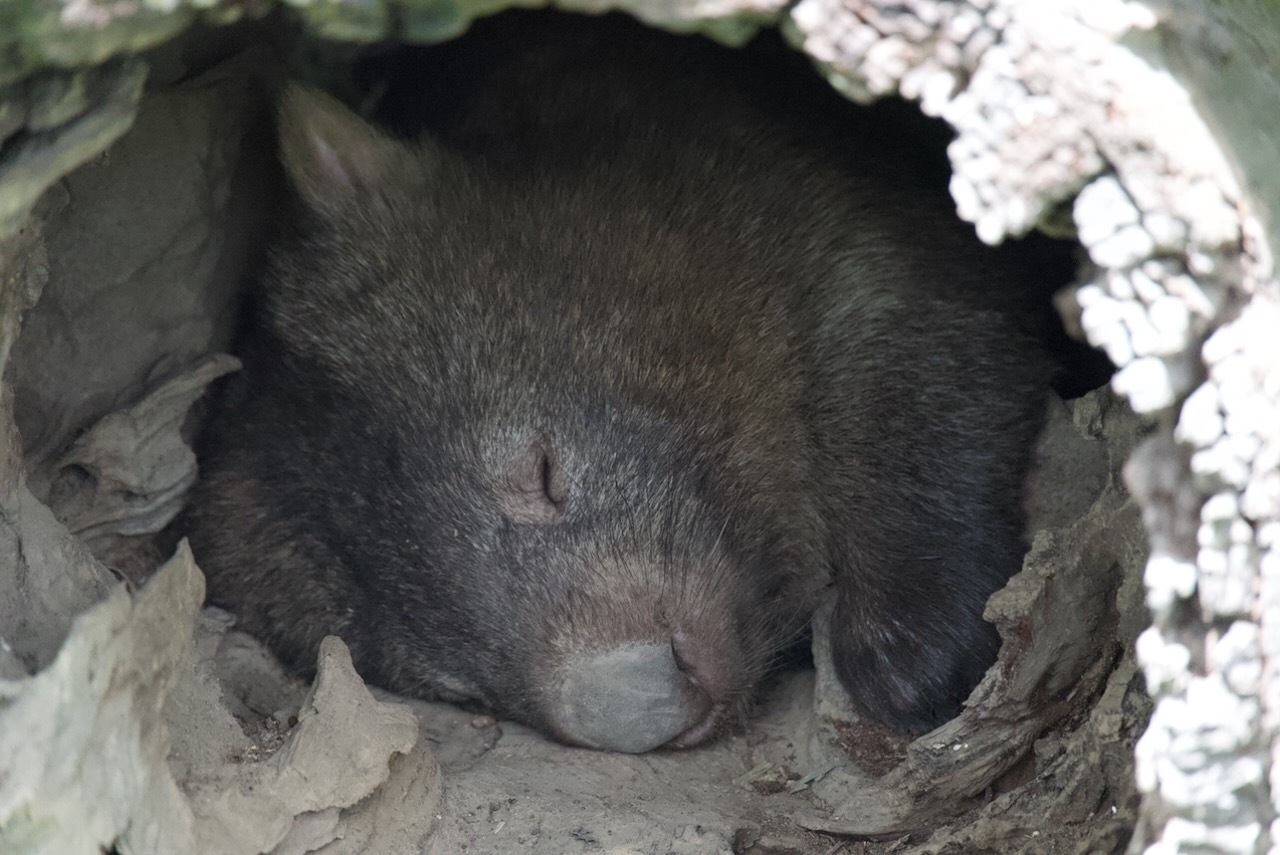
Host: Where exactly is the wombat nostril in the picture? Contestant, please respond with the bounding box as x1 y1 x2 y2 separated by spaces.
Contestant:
670 629 724 695
551 643 714 753
672 635 695 675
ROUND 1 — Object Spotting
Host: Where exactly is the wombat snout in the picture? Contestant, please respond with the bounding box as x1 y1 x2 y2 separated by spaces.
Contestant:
503 499 772 752
552 640 715 752
179 12 1052 751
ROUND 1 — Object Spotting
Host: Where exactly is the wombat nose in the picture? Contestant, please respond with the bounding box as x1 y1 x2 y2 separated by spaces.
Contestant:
551 642 713 753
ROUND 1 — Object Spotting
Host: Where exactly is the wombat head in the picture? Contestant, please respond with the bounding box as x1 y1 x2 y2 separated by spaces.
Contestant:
190 84 823 753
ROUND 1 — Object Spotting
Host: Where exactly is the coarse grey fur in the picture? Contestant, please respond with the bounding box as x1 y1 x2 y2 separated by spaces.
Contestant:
179 13 1050 752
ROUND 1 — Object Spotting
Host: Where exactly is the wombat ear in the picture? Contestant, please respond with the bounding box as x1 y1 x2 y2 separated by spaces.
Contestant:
277 83 406 212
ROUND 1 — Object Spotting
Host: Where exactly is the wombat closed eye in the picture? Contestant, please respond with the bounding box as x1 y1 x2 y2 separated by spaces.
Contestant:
179 13 1050 753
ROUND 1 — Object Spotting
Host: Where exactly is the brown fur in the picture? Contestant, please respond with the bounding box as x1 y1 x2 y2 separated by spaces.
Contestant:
178 13 1049 744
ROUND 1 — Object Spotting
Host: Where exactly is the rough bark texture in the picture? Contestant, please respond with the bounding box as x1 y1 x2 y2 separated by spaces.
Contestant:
785 3 1279 851
0 1 1275 853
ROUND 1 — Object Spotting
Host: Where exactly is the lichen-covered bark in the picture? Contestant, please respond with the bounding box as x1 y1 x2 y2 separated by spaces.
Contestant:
0 61 145 237
0 547 202 854
787 3 1279 851
1152 0 1280 268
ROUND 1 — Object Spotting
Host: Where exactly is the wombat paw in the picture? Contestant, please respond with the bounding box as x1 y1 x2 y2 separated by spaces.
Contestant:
829 610 1001 735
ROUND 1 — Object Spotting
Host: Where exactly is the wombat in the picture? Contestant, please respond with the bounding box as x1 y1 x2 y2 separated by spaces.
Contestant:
181 13 1050 753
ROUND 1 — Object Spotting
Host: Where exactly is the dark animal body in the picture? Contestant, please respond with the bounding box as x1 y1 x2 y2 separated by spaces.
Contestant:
181 13 1050 753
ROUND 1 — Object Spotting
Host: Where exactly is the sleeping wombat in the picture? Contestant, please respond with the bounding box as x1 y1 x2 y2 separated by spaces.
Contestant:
181 14 1050 753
